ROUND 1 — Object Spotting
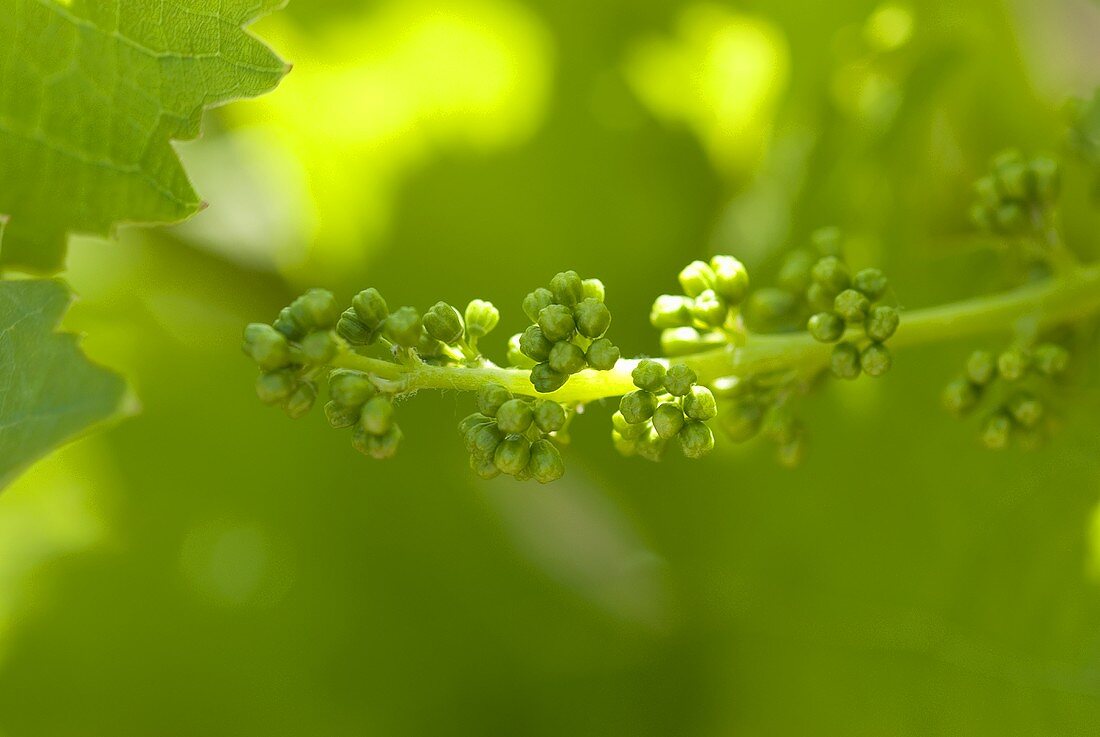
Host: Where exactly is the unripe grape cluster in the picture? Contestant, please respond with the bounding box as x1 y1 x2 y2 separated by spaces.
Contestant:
650 256 750 357
459 384 569 483
513 271 621 392
969 150 1061 237
942 342 1070 450
612 360 717 461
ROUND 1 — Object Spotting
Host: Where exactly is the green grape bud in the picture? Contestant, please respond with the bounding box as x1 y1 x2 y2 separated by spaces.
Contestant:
994 203 1026 233
710 255 750 304
997 348 1029 381
659 327 723 357
477 383 512 417
324 401 360 429
664 364 697 397
497 399 534 434
830 342 861 380
980 412 1012 451
994 157 1032 201
471 455 502 480
548 341 587 375
531 363 568 393
523 288 555 323
834 289 870 322
611 431 639 457
290 289 341 330
612 411 649 440
942 378 980 416
470 423 504 459
777 249 815 293
359 395 394 435
417 330 445 359
533 400 567 433
691 289 728 328
635 429 669 463
329 369 376 407
1007 392 1044 428
337 309 378 345
1031 157 1060 203
574 298 612 338
650 294 694 329
458 412 492 438
463 419 495 455
679 421 715 459
620 390 658 424
678 260 717 298
683 385 718 421
632 360 667 392
974 176 1000 209
1033 343 1069 377
300 330 338 364
866 305 900 342
354 424 403 460
384 307 422 347
538 304 576 342
494 435 532 476
273 307 306 341
719 401 764 442
550 271 585 307
582 278 606 303
652 402 686 439
284 381 317 419
811 226 843 257
965 350 997 386
585 338 620 370
255 369 297 405
852 268 888 301
423 302 465 344
812 256 850 294
243 323 291 370
519 325 554 362
861 342 892 377
744 288 798 330
808 312 845 343
464 300 500 339
528 440 565 483
352 288 389 329
507 333 538 369
805 283 835 313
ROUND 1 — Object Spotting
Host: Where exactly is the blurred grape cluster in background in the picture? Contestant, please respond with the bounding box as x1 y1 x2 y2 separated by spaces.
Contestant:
5 0 1100 734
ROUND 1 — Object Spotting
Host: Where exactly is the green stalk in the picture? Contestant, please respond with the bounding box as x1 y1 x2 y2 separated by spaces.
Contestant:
331 264 1100 405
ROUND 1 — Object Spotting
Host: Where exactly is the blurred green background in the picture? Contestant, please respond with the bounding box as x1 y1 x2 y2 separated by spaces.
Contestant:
5 0 1100 734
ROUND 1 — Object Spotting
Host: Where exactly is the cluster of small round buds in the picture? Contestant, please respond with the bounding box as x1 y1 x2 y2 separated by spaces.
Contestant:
460 383 568 482
244 289 347 419
320 369 404 459
649 256 749 356
338 288 388 346
612 361 716 461
518 271 621 391
942 342 1069 449
970 150 1061 236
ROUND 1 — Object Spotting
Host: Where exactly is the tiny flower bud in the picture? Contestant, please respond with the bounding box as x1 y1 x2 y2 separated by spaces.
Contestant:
497 399 535 434
329 369 376 407
290 289 341 330
691 289 728 328
942 378 980 416
284 381 317 419
679 421 715 459
651 402 685 439
508 333 538 369
830 342 861 380
834 289 870 323
533 400 567 433
710 255 750 304
243 323 291 370
520 325 554 362
777 250 815 293
860 342 892 377
549 341 587 374
528 440 565 483
360 395 395 435
549 270 584 307
423 302 465 344
523 288 554 322
812 256 851 294
478 383 512 417
865 305 900 342
337 309 378 345
383 307 422 347
585 338 620 370
980 412 1012 451
1007 392 1044 428
678 260 717 298
537 304 575 342
620 390 658 424
852 268 888 301
574 298 612 338
997 348 1029 381
464 299 500 339
664 364 697 397
650 294 694 329
300 330 338 364
811 226 843 257
1033 343 1069 377
683 385 718 421
582 278 606 303
966 350 997 386
494 435 532 476
632 360 667 392
324 401 360 429
471 455 501 480
352 288 389 329
531 362 568 393
256 369 296 405
273 307 306 341
808 312 845 343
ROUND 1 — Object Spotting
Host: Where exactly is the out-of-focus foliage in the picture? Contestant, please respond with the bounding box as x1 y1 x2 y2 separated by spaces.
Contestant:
0 0 287 272
4 0 1100 735
0 280 130 490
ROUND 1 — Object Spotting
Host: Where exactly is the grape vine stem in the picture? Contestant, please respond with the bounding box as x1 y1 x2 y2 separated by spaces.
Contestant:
331 263 1100 404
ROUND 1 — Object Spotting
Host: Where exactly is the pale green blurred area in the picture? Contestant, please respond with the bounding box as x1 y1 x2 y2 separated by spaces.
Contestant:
5 0 1100 734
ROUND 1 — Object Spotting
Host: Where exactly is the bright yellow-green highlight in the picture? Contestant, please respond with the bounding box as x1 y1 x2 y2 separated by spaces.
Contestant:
231 0 553 274
624 4 789 175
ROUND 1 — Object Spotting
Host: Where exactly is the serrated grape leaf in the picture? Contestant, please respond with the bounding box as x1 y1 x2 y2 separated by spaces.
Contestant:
0 279 130 490
0 0 289 273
